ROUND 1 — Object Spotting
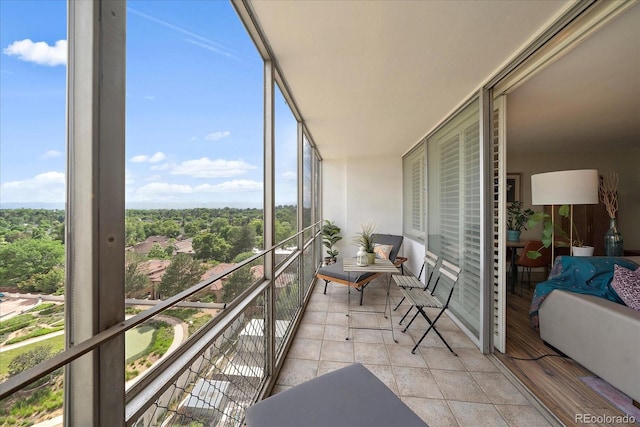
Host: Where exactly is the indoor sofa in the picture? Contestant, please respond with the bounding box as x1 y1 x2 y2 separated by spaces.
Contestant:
533 256 640 403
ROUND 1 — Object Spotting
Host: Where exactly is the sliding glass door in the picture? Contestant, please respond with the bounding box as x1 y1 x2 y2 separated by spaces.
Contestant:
427 99 481 338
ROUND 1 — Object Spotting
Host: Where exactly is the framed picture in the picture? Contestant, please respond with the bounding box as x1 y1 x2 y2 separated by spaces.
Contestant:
506 173 522 204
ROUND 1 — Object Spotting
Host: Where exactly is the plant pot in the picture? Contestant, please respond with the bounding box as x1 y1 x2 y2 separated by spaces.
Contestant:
506 230 521 242
572 246 594 257
367 252 376 265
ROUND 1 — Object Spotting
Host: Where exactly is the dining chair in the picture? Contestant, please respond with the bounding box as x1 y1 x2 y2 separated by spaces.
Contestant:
516 240 551 292
392 250 440 313
399 259 461 355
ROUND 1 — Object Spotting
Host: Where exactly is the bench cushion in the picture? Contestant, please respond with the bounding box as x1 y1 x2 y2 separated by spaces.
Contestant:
317 260 374 283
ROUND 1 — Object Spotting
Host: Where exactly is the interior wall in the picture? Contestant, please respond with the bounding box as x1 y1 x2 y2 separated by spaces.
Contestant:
321 158 347 257
507 149 640 249
402 237 425 278
322 156 403 259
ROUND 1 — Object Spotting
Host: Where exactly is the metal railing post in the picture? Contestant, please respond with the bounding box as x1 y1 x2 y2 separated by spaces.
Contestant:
66 0 126 425
263 59 276 381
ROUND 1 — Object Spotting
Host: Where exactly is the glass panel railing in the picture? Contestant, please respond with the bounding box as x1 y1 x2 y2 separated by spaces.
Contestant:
274 261 301 359
1 225 323 427
131 293 267 426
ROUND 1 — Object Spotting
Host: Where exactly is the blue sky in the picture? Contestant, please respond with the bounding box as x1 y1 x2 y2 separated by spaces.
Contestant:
1 0 298 208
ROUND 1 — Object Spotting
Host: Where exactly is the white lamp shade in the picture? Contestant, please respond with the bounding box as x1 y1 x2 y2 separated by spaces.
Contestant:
531 169 599 205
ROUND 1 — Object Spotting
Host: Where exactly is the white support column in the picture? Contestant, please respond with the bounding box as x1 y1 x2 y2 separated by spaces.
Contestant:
65 1 126 425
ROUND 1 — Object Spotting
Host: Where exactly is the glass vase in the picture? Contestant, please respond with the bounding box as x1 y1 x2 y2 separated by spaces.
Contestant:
604 217 623 256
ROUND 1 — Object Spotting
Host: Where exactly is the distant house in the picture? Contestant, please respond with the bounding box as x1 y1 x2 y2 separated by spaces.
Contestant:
127 236 171 255
177 378 230 423
201 263 236 300
250 265 293 289
237 318 290 354
134 259 171 299
174 238 195 255
126 235 195 257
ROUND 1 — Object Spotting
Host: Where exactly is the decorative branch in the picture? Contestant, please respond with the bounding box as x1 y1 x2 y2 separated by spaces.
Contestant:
599 171 619 219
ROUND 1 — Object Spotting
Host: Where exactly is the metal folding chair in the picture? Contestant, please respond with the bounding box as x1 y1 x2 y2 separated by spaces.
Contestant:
399 260 461 355
392 250 440 313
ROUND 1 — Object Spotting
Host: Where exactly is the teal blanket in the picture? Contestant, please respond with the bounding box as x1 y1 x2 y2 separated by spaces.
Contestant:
529 256 639 330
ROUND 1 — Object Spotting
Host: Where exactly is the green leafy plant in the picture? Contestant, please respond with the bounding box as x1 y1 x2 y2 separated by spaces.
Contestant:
506 201 534 232
354 221 376 253
321 220 342 259
526 204 583 259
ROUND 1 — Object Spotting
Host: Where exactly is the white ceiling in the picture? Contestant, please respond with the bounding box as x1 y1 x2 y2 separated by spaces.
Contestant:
247 0 572 159
507 2 640 154
247 1 639 159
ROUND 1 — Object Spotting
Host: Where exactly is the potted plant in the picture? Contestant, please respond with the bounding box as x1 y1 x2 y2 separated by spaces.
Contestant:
506 201 534 242
526 205 593 259
321 220 342 264
354 221 377 265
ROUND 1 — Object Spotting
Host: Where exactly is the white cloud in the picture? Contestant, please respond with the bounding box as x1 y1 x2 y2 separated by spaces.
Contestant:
131 152 166 163
136 182 192 197
194 180 263 193
150 162 175 171
131 155 149 163
3 39 67 66
43 150 62 158
205 131 231 141
1 171 65 203
171 157 256 178
144 95 155 101
282 171 296 180
149 152 166 163
129 179 263 202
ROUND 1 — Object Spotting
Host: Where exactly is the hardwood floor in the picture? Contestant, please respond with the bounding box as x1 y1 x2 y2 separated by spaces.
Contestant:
495 284 637 427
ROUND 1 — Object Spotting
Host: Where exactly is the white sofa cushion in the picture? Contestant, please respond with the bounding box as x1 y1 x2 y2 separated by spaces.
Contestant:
539 289 640 402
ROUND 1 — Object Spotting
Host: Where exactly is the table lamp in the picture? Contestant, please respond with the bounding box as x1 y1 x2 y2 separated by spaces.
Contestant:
531 169 599 260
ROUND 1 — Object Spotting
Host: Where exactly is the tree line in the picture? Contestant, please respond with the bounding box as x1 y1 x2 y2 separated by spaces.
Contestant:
0 207 297 298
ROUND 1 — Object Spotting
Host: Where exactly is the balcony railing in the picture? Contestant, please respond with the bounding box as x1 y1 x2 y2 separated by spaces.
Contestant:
0 222 323 426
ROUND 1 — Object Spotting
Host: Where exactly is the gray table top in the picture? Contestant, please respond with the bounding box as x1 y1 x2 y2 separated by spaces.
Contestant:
343 257 400 273
245 363 428 427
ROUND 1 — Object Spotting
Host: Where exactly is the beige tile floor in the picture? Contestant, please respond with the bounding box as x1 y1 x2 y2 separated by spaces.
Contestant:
272 276 557 427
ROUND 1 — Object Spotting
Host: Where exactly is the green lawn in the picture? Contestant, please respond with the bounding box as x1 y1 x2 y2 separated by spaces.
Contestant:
125 324 156 362
1 323 161 377
0 335 65 377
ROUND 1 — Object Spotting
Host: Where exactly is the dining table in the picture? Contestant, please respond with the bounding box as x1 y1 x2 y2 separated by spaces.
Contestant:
342 257 400 342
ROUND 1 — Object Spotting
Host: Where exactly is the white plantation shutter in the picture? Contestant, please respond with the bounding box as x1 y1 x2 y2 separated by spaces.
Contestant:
439 135 460 262
412 160 423 230
428 99 481 337
403 143 425 241
462 121 481 324
492 97 506 353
